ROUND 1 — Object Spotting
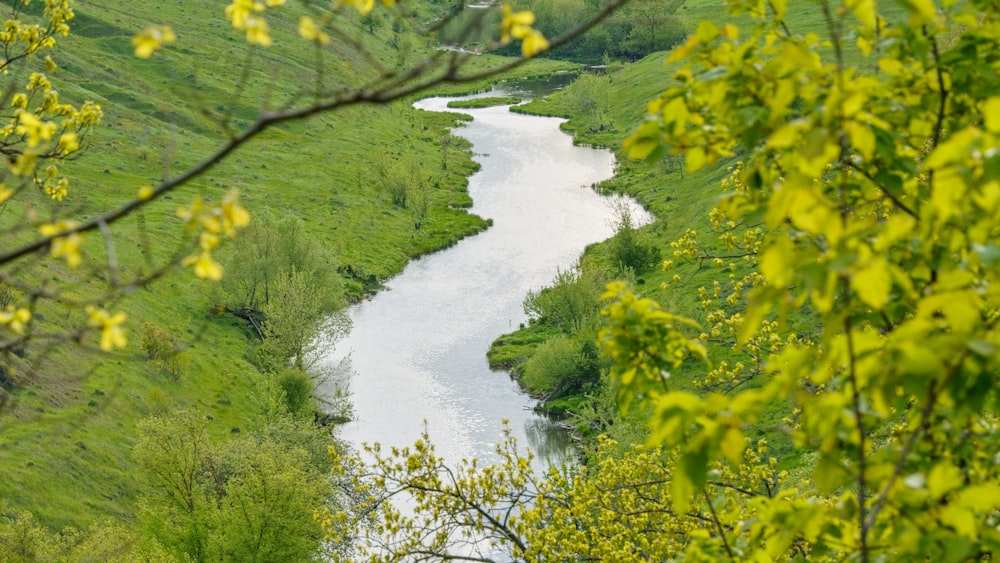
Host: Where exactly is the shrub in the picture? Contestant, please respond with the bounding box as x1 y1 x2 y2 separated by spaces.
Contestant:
277 369 313 418
608 199 660 274
140 323 187 380
522 337 600 398
140 322 172 361
523 265 603 333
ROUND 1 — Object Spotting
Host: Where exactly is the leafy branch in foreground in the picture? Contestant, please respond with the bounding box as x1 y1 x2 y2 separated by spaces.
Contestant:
609 0 1000 559
324 424 783 561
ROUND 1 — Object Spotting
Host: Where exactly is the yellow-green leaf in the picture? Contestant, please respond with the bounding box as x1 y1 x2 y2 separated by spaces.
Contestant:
846 121 876 161
928 461 963 500
851 258 892 310
720 426 745 464
939 504 977 538
813 452 848 493
760 238 793 288
954 484 1000 512
624 120 662 160
847 0 877 30
767 121 804 149
671 465 693 513
738 301 772 346
686 146 706 173
984 97 1000 133
695 21 718 43
891 0 939 26
878 57 904 75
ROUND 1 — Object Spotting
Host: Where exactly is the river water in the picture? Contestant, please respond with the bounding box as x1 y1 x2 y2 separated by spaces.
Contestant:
320 78 649 469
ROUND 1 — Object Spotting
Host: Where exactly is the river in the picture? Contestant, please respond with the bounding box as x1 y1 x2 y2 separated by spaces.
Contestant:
320 77 650 469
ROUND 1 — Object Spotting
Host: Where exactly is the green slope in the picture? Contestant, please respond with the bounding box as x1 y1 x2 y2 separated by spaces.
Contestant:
0 0 572 530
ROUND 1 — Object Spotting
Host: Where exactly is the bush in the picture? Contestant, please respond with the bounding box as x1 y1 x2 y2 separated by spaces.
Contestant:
522 337 600 398
0 283 22 309
608 199 659 274
523 266 603 333
140 323 187 380
218 213 344 316
140 322 172 361
277 369 313 418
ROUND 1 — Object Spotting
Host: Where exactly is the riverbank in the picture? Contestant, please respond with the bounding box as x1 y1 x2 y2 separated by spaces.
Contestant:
487 56 732 423
325 90 646 471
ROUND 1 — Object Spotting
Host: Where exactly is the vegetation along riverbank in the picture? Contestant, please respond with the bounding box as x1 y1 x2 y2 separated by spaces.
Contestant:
2 0 998 560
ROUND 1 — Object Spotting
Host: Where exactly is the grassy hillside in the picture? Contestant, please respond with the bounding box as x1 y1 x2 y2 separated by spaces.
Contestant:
0 0 574 530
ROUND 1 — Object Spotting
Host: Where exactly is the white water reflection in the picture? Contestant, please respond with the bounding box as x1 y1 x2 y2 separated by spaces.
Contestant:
319 84 651 471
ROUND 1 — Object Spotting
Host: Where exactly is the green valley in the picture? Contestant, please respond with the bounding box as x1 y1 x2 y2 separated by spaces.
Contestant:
1 0 998 560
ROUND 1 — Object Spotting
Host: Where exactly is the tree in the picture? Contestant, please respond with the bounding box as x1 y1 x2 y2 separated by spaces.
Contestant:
324 422 782 561
360 10 384 34
257 267 350 372
619 0 686 55
522 265 603 332
133 409 333 562
0 511 177 563
0 0 634 542
609 0 1000 559
520 334 599 398
607 195 659 274
219 213 344 337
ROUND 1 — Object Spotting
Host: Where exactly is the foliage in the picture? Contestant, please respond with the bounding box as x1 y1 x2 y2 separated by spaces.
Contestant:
608 195 660 274
219 214 343 316
324 423 784 561
0 0 585 382
0 0 119 354
323 426 541 561
0 283 24 310
0 511 176 563
523 264 604 332
132 409 333 562
613 0 689 57
140 322 189 379
520 334 599 398
277 367 315 418
502 0 689 60
0 0 601 529
605 0 1000 558
334 0 1000 558
255 268 350 372
560 72 613 132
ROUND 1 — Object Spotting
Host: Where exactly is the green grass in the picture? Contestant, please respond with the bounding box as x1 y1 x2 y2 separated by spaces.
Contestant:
0 0 578 531
487 322 561 373
447 96 523 108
